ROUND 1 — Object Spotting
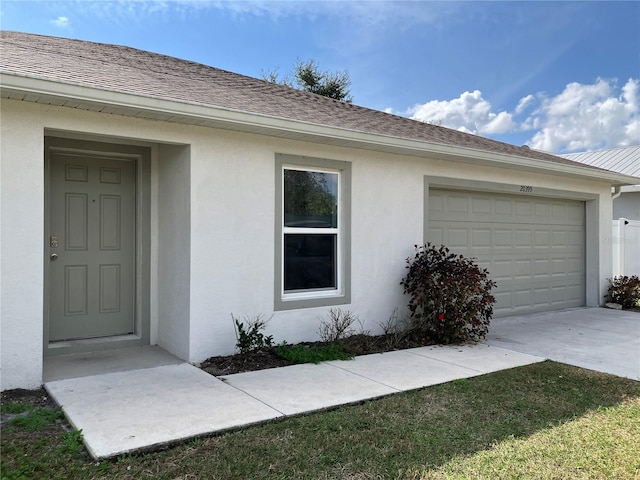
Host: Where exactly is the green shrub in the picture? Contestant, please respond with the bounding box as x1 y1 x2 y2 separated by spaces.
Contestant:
400 244 497 343
606 275 640 309
273 343 354 364
232 314 274 355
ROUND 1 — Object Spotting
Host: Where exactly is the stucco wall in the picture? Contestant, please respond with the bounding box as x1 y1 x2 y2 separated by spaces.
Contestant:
0 99 614 389
156 144 191 360
0 101 45 390
614 192 640 221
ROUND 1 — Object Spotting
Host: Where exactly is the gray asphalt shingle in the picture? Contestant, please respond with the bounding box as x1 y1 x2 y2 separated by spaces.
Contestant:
0 31 607 171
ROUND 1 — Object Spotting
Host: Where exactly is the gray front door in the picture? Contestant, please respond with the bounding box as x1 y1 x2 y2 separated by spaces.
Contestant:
48 151 136 341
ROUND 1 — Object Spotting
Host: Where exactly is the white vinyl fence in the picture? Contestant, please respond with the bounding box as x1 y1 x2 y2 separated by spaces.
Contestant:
612 218 640 277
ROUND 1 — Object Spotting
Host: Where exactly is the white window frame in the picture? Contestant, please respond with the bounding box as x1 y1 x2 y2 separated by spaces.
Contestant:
275 154 351 311
282 165 341 300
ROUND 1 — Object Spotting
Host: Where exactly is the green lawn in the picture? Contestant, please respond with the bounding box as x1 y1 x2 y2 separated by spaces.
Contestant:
1 361 639 479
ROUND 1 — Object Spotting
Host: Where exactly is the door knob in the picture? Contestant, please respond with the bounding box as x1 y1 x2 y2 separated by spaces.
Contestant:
50 253 58 261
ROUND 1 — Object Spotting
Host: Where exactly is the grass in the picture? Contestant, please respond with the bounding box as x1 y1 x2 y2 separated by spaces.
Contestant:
273 342 354 364
413 399 640 479
2 404 64 431
1 361 639 479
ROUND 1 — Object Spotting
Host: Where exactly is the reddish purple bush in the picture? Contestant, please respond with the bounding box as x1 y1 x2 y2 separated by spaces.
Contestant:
401 244 497 343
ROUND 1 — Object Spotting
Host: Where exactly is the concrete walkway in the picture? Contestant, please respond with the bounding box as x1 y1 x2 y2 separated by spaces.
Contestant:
43 307 639 460
45 343 542 460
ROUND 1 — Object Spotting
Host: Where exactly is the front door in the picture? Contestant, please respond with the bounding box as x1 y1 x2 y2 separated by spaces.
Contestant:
48 151 136 341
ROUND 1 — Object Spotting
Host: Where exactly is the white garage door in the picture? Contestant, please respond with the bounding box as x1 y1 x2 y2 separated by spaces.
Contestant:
428 189 585 317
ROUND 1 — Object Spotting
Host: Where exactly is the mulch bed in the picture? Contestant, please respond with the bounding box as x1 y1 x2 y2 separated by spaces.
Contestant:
0 387 58 427
199 332 435 376
1 388 55 408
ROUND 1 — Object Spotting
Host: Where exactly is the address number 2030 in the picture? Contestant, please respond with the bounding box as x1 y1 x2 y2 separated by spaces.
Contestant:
520 185 533 193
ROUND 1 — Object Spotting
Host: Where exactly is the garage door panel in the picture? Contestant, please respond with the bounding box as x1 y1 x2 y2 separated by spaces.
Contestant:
551 230 567 247
471 197 492 215
430 190 584 226
552 203 568 218
567 230 583 246
534 288 550 305
514 289 535 308
494 229 512 247
429 222 583 252
534 202 551 218
429 227 444 246
534 230 550 247
490 259 514 279
494 282 584 316
533 258 550 276
472 229 492 247
446 228 469 248
515 229 533 247
566 256 583 274
447 195 469 214
428 189 585 317
514 259 533 279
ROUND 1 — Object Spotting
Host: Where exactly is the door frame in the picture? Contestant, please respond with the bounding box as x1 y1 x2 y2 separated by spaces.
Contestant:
44 136 151 356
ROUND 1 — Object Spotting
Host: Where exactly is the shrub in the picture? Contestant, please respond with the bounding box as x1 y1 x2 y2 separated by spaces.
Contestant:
400 244 497 343
606 275 640 309
378 307 411 350
318 308 358 343
232 314 274 355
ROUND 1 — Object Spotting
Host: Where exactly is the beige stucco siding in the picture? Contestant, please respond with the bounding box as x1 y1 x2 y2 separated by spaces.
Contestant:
0 98 614 390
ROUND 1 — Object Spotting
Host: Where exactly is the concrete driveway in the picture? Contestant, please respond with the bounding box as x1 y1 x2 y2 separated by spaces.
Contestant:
486 307 640 381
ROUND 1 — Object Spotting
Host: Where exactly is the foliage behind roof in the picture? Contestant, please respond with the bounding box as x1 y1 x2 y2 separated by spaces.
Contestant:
0 30 610 171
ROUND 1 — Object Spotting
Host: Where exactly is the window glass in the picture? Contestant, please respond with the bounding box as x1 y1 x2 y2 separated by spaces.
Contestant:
275 154 350 310
284 234 336 291
284 170 338 228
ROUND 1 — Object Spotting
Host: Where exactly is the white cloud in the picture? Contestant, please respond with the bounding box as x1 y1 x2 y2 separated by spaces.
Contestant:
515 94 535 115
482 111 515 135
525 78 640 152
403 78 639 153
50 16 70 29
408 90 513 135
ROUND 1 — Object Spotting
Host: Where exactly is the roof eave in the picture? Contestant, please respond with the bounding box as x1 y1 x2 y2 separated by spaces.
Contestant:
2 72 638 186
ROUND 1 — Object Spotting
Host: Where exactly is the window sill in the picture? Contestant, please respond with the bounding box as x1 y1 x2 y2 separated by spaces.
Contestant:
275 292 350 311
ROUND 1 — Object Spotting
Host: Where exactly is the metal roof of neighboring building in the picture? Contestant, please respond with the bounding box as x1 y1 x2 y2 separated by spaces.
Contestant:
0 31 629 178
562 146 640 177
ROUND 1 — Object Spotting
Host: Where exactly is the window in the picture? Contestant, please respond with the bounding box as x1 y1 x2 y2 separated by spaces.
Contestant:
275 154 351 310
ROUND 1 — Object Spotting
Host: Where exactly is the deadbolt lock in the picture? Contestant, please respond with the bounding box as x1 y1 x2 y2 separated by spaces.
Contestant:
50 235 58 248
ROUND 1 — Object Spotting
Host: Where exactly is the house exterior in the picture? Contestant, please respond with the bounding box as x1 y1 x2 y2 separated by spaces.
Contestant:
2 31 638 391
563 146 640 276
562 146 640 221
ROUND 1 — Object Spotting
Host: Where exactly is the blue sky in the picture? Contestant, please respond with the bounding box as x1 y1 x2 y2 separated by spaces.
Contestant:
1 0 639 153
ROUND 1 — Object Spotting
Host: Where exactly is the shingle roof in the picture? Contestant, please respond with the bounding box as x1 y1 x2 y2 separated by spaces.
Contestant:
0 30 612 171
562 146 640 178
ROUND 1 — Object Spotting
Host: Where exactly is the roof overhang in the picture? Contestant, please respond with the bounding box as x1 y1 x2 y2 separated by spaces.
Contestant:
3 72 639 187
